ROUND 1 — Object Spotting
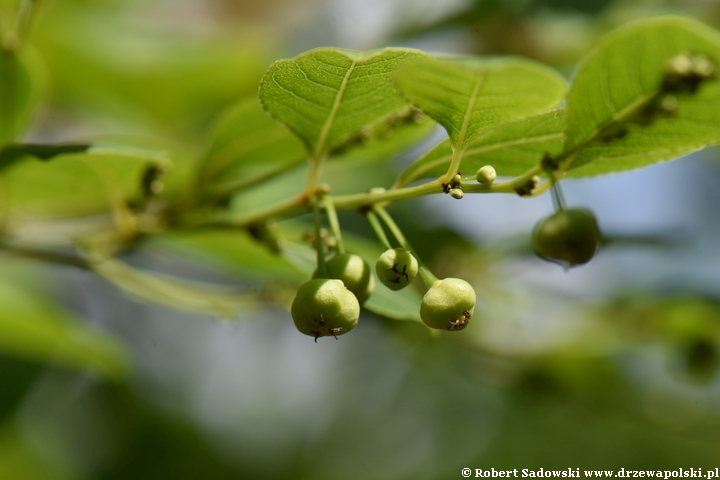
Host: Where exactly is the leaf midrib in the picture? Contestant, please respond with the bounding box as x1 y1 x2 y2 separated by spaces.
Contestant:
313 59 358 159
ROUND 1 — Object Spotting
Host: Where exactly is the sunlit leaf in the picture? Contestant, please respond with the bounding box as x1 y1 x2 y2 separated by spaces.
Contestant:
394 57 567 150
0 276 129 380
259 47 427 159
396 110 565 186
566 16 720 176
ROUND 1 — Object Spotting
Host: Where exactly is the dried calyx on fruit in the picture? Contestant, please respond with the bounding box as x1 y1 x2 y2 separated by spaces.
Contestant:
420 278 476 331
291 278 360 342
313 253 374 304
375 248 419 291
532 208 601 268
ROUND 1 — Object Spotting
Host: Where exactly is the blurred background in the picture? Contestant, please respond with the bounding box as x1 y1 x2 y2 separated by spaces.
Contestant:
4 0 720 478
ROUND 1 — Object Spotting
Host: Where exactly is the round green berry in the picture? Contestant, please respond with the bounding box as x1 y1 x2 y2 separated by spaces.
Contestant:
375 248 418 291
314 253 374 304
291 278 360 342
420 278 476 331
532 208 601 267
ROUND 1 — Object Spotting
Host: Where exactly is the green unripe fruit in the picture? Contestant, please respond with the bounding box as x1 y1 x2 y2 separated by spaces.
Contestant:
291 278 360 342
313 253 374 304
375 248 419 291
476 165 496 185
532 208 601 267
420 278 476 331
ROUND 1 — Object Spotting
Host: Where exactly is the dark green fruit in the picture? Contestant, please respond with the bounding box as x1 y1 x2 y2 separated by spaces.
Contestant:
375 248 418 291
532 208 601 267
420 278 476 331
314 253 374 304
291 278 360 342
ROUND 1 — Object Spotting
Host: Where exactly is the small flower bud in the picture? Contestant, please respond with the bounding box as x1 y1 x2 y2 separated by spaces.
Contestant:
449 188 464 199
476 165 496 185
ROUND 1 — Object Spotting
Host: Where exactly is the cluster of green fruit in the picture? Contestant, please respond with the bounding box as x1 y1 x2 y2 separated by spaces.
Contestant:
291 246 476 342
290 181 602 343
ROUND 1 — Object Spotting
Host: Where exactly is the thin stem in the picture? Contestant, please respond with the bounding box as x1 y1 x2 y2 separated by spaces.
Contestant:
418 265 439 289
365 210 392 251
305 154 326 198
1 243 89 269
462 164 543 194
373 206 438 288
323 196 344 254
313 197 328 278
180 193 307 229
551 182 566 212
443 144 464 184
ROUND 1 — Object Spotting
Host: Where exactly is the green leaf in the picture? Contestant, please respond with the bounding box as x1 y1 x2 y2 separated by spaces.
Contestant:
259 47 427 159
0 50 36 147
147 229 306 283
196 97 306 201
394 57 567 150
4 149 169 217
396 110 565 186
86 254 259 319
565 16 720 176
0 275 129 381
0 142 91 170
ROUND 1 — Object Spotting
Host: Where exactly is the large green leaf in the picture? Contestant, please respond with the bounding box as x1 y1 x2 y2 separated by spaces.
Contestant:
0 50 36 147
0 275 128 380
4 149 169 217
566 16 720 176
394 57 567 150
396 110 565 186
196 97 306 201
259 48 427 159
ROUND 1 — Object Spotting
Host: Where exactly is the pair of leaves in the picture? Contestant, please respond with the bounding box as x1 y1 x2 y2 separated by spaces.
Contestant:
399 15 720 184
257 47 569 184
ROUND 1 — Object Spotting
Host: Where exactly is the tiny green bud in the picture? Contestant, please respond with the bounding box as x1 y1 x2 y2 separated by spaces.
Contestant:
314 253 375 304
476 165 496 185
453 174 462 184
375 248 419 291
666 53 694 77
420 278 476 331
291 278 360 342
449 188 464 199
692 56 715 79
659 95 679 114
